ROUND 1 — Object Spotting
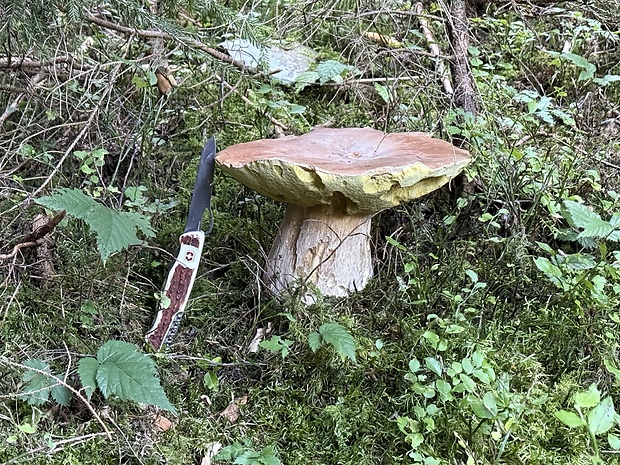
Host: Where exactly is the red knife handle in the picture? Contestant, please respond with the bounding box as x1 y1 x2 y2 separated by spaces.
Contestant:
146 231 205 350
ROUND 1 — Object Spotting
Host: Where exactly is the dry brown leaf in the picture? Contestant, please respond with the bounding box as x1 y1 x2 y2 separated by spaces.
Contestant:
154 415 174 432
220 395 248 423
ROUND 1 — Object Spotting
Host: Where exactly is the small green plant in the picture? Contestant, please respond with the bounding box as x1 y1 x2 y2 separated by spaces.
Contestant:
295 59 360 90
74 148 107 185
214 440 282 465
308 322 356 362
259 335 294 359
534 198 620 307
16 340 175 412
36 188 155 263
555 383 620 462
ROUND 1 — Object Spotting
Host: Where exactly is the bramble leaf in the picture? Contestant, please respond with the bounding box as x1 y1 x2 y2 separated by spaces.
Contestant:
78 357 99 400
315 323 356 362
36 188 155 263
316 60 348 83
259 336 294 359
76 340 176 412
19 359 54 406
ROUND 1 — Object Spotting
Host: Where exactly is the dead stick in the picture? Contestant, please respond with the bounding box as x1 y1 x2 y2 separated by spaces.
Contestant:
414 2 453 95
85 14 247 71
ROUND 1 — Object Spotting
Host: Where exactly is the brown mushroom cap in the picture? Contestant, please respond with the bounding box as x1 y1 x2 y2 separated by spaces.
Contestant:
216 127 471 214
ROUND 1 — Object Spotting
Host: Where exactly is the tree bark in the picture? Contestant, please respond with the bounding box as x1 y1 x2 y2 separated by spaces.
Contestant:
447 0 480 116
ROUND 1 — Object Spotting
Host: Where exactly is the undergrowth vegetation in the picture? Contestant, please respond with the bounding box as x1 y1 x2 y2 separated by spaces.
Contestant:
2 1 620 464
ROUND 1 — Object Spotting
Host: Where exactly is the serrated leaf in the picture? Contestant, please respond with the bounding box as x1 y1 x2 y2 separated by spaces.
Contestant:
78 357 99 400
36 188 154 263
94 340 176 412
555 410 585 428
256 446 281 465
295 71 319 84
563 200 602 230
308 332 322 352
259 336 293 359
559 254 597 270
214 441 246 460
588 397 615 435
374 83 390 103
317 323 356 362
51 384 72 406
316 60 348 83
19 359 54 406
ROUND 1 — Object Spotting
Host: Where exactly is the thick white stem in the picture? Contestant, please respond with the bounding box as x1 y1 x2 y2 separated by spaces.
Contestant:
264 204 373 303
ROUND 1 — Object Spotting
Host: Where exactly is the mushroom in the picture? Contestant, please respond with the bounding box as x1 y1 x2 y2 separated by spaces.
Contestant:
216 127 470 303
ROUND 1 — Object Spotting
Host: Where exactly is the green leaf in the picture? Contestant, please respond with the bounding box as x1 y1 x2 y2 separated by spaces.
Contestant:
260 336 294 359
482 391 498 416
374 83 390 103
409 358 421 373
78 357 99 400
588 397 616 435
560 52 596 81
18 423 36 434
608 433 620 450
215 441 246 460
295 71 319 84
289 104 306 114
459 374 476 392
555 410 585 428
203 372 219 391
424 357 442 376
316 60 348 83
470 400 495 419
314 323 356 362
563 200 609 229
36 188 155 263
574 384 601 408
51 384 72 407
308 332 322 352
92 340 176 412
19 359 54 406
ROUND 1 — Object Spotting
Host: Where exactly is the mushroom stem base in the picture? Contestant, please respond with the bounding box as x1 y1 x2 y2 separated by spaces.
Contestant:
264 204 373 303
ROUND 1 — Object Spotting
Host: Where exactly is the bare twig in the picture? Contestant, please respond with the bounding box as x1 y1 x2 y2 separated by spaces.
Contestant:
0 72 46 128
414 2 453 95
85 14 247 71
0 357 112 439
3 432 109 464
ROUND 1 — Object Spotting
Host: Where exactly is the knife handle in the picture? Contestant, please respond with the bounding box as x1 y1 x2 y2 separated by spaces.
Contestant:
146 231 205 350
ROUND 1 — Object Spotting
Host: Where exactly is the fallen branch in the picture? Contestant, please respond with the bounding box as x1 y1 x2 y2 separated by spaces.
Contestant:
0 72 46 129
0 211 66 261
414 2 453 96
85 14 247 71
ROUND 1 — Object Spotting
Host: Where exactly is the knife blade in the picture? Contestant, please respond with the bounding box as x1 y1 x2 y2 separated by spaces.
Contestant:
146 136 216 350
